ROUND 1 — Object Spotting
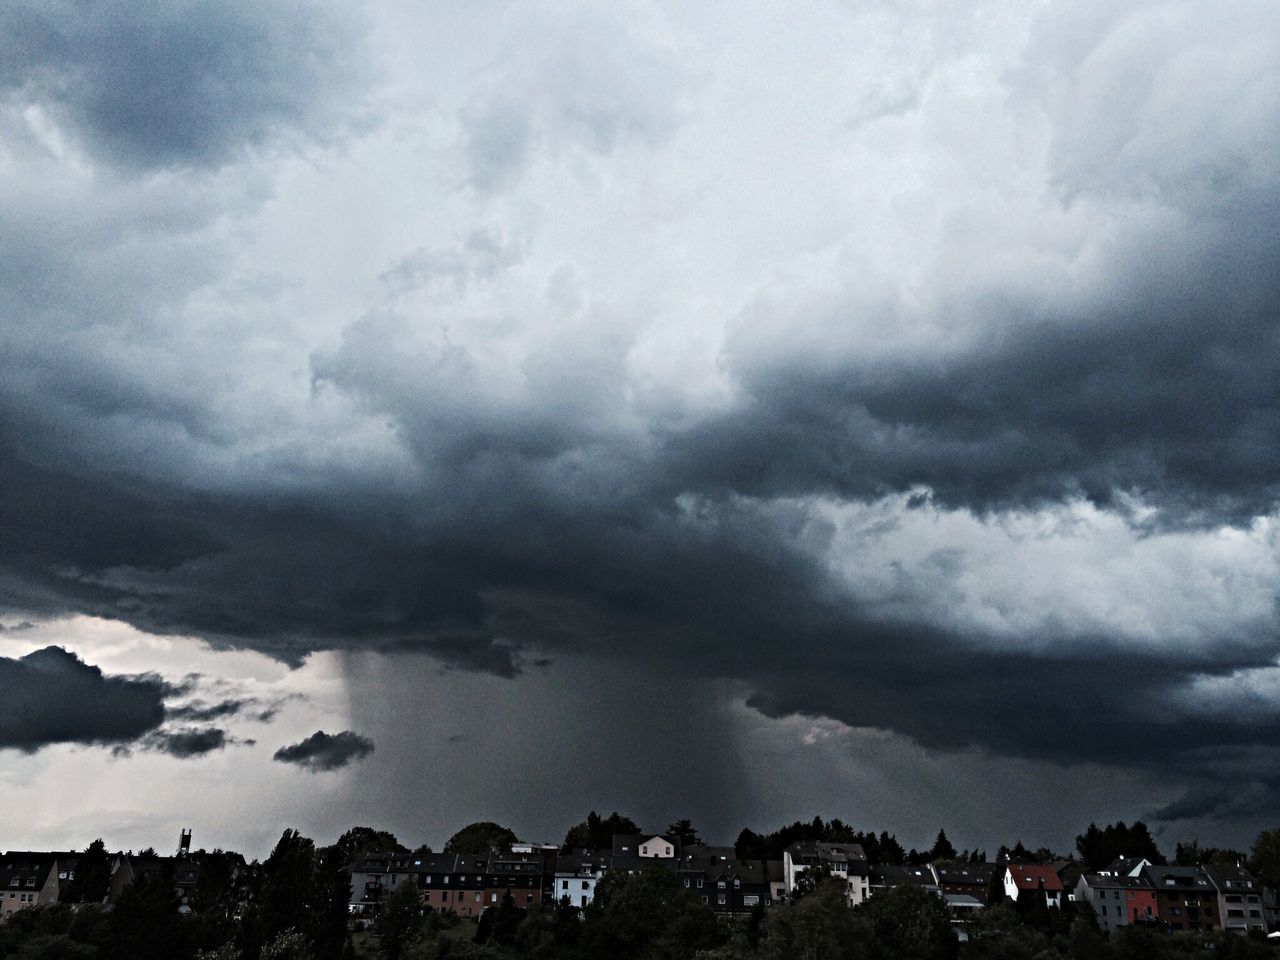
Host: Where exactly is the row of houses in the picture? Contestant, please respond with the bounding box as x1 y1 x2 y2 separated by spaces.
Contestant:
350 834 1280 936
0 830 249 921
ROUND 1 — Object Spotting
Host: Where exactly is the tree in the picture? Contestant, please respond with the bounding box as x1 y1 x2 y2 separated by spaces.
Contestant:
760 875 866 960
665 820 702 849
65 840 111 904
930 831 958 862
261 830 318 944
580 864 718 960
445 822 518 855
563 811 640 852
375 880 423 960
1075 821 1163 872
325 828 407 866
858 881 958 960
261 930 313 960
1250 828 1280 889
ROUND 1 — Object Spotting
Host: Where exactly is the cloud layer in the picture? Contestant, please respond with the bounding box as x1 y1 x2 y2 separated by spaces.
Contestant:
1 0 1279 839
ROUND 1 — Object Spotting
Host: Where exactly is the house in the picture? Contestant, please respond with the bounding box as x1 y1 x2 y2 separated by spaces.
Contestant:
612 834 677 860
0 853 61 920
482 845 552 910
677 847 772 916
1075 874 1157 934
943 893 984 918
931 862 996 904
1142 865 1220 933
783 842 870 906
420 853 491 918
764 860 786 906
1204 864 1267 934
1049 860 1082 899
1002 864 1064 908
554 852 609 909
868 863 940 899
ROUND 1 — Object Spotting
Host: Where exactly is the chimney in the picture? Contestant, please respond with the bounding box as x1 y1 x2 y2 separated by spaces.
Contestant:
178 828 192 857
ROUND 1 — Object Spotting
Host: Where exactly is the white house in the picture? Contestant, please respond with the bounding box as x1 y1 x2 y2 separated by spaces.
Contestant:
783 842 870 906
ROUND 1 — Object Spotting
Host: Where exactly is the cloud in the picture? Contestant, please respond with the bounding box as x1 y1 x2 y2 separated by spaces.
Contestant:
140 727 238 759
273 730 375 772
0 647 166 752
165 698 257 723
0 0 371 170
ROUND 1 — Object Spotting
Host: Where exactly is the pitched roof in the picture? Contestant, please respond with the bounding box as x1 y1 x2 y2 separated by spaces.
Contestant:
932 862 996 885
1007 864 1064 891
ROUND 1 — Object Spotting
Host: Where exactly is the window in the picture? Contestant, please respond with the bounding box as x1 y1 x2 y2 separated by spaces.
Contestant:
734 879 740 888
717 894 726 905
581 881 588 890
561 880 568 890
474 893 481 903
701 896 707 904
1102 906 1107 916
490 893 497 903
717 881 726 889
526 894 533 903
696 879 703 888
683 879 690 888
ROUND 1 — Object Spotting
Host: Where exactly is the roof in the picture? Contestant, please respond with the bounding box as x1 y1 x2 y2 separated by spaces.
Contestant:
1203 864 1259 890
1142 865 1215 893
1006 864 1064 892
555 853 610 876
932 862 996 885
786 842 867 863
1079 873 1153 891
1104 856 1151 877
612 834 676 857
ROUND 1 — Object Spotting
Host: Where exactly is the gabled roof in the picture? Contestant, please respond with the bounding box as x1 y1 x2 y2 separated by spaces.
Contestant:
1203 863 1259 891
1006 864 1064 891
1104 856 1151 877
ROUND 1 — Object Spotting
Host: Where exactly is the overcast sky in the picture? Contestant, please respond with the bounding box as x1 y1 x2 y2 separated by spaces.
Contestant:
2 0 1279 860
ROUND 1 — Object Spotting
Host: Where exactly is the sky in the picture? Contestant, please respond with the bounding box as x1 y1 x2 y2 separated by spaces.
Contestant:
1 0 1279 861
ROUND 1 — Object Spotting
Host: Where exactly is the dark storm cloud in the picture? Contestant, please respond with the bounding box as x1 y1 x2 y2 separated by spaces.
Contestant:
273 730 375 772
0 646 166 751
2 0 1280 840
166 698 257 723
0 0 369 169
686 202 1280 523
140 726 240 759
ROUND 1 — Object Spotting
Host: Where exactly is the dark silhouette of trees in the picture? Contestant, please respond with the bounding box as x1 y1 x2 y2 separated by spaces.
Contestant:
445 822 518 855
562 811 640 852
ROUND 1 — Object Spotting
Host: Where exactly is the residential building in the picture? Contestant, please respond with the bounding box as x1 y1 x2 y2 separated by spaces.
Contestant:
677 847 772 916
1075 874 1157 934
1142 865 1220 933
554 852 608 909
612 834 677 860
0 853 61 920
931 862 996 904
1002 864 1064 908
783 842 870 906
1204 864 1267 934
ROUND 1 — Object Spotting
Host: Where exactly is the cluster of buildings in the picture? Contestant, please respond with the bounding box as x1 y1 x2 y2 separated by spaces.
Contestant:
348 833 1280 937
0 829 248 920
1 826 1275 941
